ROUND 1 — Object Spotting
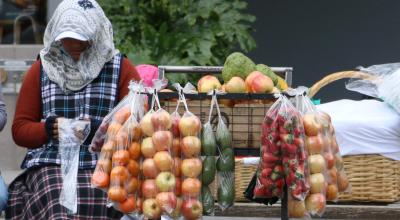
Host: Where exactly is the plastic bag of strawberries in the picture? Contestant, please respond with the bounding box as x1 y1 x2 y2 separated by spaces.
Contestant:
252 94 310 206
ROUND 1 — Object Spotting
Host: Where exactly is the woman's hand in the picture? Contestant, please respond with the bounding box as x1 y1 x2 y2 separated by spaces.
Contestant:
53 118 59 139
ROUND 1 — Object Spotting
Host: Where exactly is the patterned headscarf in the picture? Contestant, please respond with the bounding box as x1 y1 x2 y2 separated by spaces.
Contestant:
40 0 118 93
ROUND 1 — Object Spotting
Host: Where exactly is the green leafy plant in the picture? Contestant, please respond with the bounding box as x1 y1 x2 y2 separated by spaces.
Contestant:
98 0 256 84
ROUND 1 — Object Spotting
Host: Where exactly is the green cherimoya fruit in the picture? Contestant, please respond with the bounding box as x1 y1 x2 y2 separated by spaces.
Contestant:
217 148 235 171
202 156 216 185
216 120 232 150
201 186 215 215
256 64 278 86
222 52 256 82
202 123 217 156
217 171 235 209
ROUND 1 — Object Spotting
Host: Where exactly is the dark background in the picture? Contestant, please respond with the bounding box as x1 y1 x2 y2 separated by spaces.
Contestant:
246 0 400 102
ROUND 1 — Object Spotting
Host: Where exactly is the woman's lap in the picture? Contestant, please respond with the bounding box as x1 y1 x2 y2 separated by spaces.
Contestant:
5 165 122 220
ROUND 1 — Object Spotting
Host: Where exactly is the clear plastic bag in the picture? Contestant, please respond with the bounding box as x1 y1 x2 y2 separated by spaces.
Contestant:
58 118 91 214
293 88 328 217
346 63 400 113
210 92 235 211
173 86 203 220
254 94 309 204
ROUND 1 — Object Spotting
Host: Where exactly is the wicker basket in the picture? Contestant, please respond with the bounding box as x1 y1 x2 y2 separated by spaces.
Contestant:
338 154 400 202
234 158 258 202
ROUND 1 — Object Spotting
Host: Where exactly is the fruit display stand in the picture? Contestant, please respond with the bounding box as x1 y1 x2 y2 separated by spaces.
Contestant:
158 65 292 152
150 65 294 220
309 70 400 203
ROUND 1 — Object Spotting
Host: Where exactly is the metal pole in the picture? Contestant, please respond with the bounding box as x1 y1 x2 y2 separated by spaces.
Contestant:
281 184 289 220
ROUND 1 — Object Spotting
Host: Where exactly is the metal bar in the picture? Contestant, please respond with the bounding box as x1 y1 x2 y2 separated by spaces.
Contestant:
282 184 289 220
158 65 293 87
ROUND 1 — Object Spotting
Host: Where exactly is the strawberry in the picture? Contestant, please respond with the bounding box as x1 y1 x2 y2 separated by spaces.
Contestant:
260 177 274 188
290 184 303 199
282 143 297 155
283 120 295 133
294 137 304 147
262 161 276 169
253 186 266 197
280 134 294 144
263 153 279 163
286 172 296 186
273 165 284 174
261 168 273 178
274 178 285 190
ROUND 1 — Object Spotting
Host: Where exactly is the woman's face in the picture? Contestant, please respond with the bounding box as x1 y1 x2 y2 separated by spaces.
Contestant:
61 38 90 61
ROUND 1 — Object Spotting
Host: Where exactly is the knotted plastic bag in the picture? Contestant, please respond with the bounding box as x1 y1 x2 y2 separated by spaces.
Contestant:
58 118 90 214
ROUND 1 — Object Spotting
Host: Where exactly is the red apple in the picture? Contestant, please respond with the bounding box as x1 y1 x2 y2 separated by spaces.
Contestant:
310 173 326 194
182 178 201 197
181 136 201 158
305 135 323 155
118 196 136 213
172 157 182 177
288 200 306 218
181 158 202 178
153 151 173 171
142 179 158 199
142 158 159 179
171 138 181 157
141 137 156 158
179 115 201 137
181 199 203 220
324 152 335 169
303 113 322 136
175 177 182 196
156 192 177 213
197 75 222 93
151 110 172 130
152 130 173 152
305 193 326 215
155 172 176 192
140 112 154 137
171 113 181 137
143 198 162 219
308 154 326 174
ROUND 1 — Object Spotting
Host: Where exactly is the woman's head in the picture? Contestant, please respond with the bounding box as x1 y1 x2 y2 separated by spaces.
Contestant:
60 38 90 61
40 0 118 92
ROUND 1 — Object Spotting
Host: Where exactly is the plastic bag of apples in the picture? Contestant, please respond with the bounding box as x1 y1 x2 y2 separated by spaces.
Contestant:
91 82 147 215
177 87 203 220
293 88 350 218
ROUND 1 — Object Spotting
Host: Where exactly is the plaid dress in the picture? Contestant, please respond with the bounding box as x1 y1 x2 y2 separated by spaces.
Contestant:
6 54 124 219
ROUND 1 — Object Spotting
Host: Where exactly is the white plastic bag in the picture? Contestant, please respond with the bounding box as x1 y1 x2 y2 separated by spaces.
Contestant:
58 118 91 214
346 63 400 113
